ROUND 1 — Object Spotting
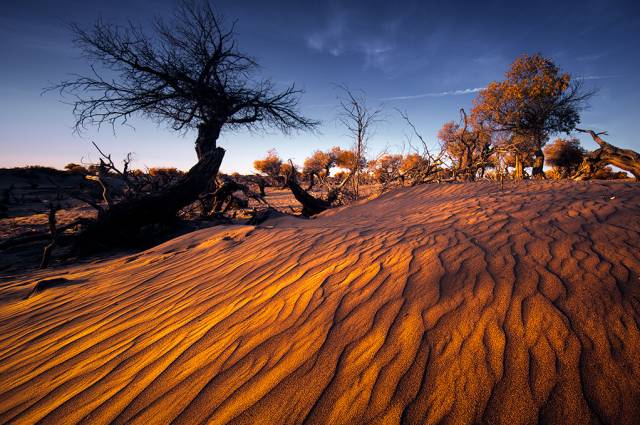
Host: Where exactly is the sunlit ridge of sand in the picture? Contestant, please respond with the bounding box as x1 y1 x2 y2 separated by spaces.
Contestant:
0 180 639 424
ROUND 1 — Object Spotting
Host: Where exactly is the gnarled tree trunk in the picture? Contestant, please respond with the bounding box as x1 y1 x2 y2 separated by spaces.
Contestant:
284 170 332 217
75 148 225 252
195 123 222 160
574 129 640 181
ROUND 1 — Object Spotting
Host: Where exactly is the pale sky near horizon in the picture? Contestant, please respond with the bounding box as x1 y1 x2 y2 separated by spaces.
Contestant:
1 0 639 173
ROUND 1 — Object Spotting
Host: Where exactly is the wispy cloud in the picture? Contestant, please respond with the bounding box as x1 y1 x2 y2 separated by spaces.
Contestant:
575 74 623 81
381 87 484 101
305 12 401 73
576 53 605 62
305 13 348 56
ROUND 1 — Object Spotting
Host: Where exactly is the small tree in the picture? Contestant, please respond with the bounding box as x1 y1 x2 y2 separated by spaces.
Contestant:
64 163 89 174
253 149 283 182
370 154 403 188
437 111 491 181
544 138 585 178
282 146 360 217
331 147 361 175
303 150 334 190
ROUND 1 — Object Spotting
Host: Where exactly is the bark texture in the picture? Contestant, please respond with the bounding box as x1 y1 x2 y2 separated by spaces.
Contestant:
574 129 640 180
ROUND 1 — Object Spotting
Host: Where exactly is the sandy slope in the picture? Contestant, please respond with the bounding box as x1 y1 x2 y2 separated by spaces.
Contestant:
1 181 639 424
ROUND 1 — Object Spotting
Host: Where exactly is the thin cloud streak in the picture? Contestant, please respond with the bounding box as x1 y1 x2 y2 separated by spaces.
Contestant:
381 87 484 101
576 75 623 81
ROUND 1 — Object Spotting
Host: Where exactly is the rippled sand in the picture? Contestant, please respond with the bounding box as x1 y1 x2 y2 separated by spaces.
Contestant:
1 180 639 424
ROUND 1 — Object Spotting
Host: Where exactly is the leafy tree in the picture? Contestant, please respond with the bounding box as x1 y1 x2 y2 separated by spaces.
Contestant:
472 53 592 179
306 150 335 176
332 147 360 173
438 111 493 181
279 162 295 179
303 150 335 190
370 154 403 186
253 149 283 179
544 137 585 178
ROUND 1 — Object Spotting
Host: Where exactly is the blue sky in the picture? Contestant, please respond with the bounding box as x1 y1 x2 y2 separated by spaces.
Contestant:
1 0 639 173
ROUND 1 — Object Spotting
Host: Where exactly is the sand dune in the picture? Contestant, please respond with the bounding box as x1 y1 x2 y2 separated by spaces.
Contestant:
1 180 639 424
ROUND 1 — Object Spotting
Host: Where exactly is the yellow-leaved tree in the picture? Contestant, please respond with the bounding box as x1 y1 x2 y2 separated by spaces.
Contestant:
472 53 592 179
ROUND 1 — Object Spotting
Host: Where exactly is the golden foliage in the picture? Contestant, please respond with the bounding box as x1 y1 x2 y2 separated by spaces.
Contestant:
472 53 581 142
253 149 283 177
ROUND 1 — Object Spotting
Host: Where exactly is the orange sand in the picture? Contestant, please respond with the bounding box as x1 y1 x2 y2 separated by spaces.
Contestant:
1 180 639 424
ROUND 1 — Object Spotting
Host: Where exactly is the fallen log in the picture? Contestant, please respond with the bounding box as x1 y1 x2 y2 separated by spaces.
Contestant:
574 129 640 180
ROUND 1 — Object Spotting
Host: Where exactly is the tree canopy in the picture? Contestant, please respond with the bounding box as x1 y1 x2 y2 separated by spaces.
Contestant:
253 149 283 178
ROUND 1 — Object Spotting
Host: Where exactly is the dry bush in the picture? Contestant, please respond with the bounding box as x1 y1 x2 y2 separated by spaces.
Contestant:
593 166 628 180
254 149 283 179
544 138 585 178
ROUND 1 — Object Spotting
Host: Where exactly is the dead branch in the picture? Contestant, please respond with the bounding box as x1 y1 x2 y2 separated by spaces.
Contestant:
40 204 60 269
85 175 113 208
283 163 332 216
73 148 225 253
46 177 105 215
573 129 640 180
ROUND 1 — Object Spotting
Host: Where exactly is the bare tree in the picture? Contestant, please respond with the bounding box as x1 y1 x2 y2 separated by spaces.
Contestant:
48 1 317 250
398 110 446 184
336 85 381 197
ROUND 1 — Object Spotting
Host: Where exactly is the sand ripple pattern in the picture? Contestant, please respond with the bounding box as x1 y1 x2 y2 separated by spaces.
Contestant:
1 181 639 424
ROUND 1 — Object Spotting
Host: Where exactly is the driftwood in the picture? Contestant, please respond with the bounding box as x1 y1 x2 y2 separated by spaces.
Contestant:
73 148 225 252
574 129 640 180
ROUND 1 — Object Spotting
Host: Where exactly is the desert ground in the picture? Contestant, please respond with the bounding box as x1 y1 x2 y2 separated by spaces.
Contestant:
0 180 639 424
